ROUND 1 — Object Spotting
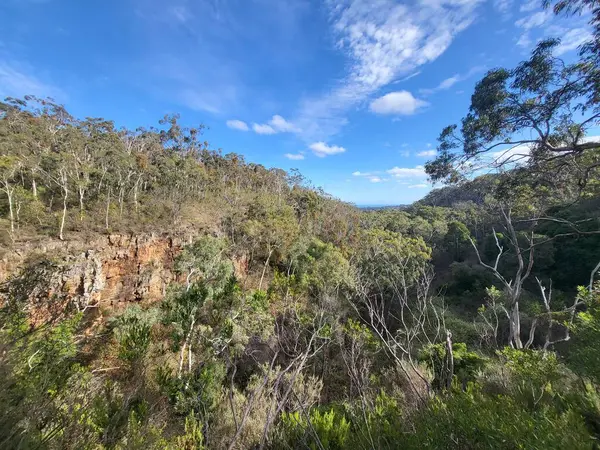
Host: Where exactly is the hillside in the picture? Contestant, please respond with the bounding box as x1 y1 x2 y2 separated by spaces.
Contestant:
2 1 600 448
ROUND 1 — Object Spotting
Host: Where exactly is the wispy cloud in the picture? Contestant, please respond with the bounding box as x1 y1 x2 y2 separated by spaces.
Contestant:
493 0 513 13
226 119 249 131
284 153 305 160
519 0 538 12
393 71 422 84
387 165 426 178
369 91 428 115
419 66 485 95
516 33 533 48
310 142 346 157
352 171 387 183
0 60 64 100
170 5 193 24
294 0 483 141
555 28 592 55
133 0 310 116
416 150 436 157
408 183 428 189
515 10 552 30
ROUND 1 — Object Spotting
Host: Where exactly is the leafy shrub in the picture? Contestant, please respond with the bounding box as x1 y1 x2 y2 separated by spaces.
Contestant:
420 342 486 390
274 408 350 450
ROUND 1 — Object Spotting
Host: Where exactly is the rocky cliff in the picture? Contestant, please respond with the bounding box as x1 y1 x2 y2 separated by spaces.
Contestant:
0 233 198 324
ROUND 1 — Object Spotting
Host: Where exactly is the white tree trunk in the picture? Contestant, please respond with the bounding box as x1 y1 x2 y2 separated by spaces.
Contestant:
510 300 523 349
3 180 15 238
78 187 85 220
105 187 111 230
259 248 274 291
59 180 68 241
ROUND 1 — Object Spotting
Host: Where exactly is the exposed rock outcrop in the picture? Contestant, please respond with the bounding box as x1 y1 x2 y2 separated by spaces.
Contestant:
1 233 191 320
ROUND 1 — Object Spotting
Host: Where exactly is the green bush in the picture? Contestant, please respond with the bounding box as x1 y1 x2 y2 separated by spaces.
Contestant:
274 408 350 450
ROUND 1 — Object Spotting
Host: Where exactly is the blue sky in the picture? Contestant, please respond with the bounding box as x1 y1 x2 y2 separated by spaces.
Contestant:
0 0 593 206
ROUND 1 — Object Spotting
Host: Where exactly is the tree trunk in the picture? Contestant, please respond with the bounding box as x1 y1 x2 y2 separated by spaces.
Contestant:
3 180 15 239
105 187 111 230
31 176 37 199
445 330 454 390
259 248 274 291
179 317 196 380
59 182 68 241
510 300 523 349
119 188 124 218
133 178 140 214
78 187 85 221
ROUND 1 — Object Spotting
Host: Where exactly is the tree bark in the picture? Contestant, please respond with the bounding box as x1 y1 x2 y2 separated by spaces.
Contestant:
3 180 15 239
78 187 85 220
259 248 274 291
445 330 454 390
105 187 111 230
59 173 68 241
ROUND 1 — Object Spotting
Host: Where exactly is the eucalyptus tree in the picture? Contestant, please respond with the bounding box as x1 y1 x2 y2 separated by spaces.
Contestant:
425 40 600 188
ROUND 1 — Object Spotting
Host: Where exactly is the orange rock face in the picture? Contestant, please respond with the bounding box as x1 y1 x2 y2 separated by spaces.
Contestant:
1 232 249 324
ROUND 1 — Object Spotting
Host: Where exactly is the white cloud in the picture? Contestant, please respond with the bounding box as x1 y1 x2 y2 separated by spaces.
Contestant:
269 115 301 133
516 32 532 48
420 66 485 95
253 115 300 135
408 183 428 189
226 119 249 131
387 165 426 178
369 91 428 115
352 171 369 176
515 11 551 30
416 150 437 157
493 0 513 13
253 123 277 135
394 71 422 84
520 0 538 12
0 60 64 100
400 150 410 157
369 176 383 183
555 28 593 55
310 142 346 157
438 75 461 90
284 153 305 160
294 0 483 140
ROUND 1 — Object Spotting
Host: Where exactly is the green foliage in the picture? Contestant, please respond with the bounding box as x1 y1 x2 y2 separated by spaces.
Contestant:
111 306 158 365
405 386 594 449
420 342 486 389
157 361 226 419
2 26 600 447
167 413 206 450
275 408 350 450
443 220 472 261
175 235 233 287
0 311 85 448
291 238 354 299
498 347 567 406
566 284 600 384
